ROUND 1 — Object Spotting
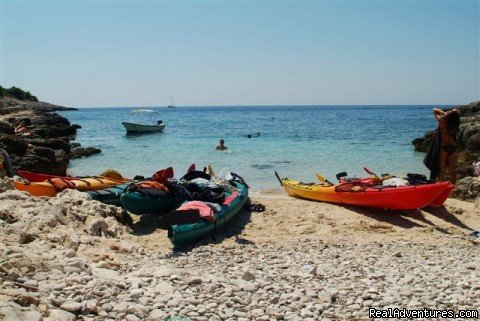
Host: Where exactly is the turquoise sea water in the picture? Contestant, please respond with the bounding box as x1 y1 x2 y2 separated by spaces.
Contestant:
60 106 440 190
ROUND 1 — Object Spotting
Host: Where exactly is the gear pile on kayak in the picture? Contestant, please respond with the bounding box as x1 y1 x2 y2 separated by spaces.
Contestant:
276 168 454 210
14 165 249 247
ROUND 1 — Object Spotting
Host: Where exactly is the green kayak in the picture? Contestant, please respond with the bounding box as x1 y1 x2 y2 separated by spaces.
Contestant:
120 188 187 215
87 183 130 206
164 180 249 247
120 170 212 215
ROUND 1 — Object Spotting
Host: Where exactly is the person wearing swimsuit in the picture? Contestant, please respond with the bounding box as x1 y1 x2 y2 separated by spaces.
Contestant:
433 107 460 184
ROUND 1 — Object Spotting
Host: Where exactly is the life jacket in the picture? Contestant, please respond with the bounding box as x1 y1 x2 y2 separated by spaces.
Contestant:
135 180 169 192
158 202 217 236
177 201 215 221
48 178 76 191
126 180 170 199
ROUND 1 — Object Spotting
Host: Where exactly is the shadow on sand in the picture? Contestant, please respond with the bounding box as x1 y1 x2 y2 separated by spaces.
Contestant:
127 199 255 250
339 204 457 235
423 205 474 231
130 213 160 236
340 205 425 229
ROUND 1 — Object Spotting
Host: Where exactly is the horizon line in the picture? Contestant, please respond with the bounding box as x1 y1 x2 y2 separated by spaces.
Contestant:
67 103 462 109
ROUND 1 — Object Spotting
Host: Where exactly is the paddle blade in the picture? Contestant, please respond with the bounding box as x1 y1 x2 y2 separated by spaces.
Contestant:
363 167 376 176
152 167 174 183
205 164 215 178
187 164 195 173
316 173 334 186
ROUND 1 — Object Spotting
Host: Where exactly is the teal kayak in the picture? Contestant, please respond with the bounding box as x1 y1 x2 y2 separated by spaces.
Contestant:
120 187 187 215
87 183 130 206
166 181 249 247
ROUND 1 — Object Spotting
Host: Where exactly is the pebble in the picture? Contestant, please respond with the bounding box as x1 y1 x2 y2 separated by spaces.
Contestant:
241 271 255 281
186 277 203 286
60 301 83 312
48 309 76 321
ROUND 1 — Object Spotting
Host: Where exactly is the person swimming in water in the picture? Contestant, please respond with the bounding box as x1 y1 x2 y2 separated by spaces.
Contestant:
246 132 261 138
216 139 228 151
433 107 460 184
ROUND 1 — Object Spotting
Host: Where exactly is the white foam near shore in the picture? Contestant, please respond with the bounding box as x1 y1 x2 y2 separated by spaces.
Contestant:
0 177 479 320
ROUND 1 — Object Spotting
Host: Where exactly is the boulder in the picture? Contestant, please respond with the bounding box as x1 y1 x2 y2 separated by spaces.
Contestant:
451 176 480 201
26 138 71 152
466 132 480 152
32 146 56 161
0 121 14 134
70 147 101 159
0 134 28 155
412 130 436 153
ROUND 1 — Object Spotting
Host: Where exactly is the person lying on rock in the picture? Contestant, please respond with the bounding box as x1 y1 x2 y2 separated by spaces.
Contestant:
14 120 31 136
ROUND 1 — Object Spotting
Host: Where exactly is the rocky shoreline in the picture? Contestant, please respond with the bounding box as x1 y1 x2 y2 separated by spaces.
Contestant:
412 101 480 201
0 180 479 321
0 97 101 175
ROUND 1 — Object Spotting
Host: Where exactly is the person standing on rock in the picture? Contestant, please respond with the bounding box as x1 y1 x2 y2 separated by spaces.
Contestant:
425 108 460 184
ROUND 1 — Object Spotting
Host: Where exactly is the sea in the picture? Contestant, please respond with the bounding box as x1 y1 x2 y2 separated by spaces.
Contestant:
60 105 441 190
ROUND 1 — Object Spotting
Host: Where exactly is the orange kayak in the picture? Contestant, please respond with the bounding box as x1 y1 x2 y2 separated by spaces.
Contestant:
278 175 453 210
14 176 130 197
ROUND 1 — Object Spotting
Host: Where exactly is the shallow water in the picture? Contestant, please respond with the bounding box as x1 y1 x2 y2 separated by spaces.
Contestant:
61 105 440 190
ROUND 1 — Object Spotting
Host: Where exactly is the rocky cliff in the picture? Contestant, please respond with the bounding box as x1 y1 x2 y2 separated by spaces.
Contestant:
0 97 100 175
412 101 480 200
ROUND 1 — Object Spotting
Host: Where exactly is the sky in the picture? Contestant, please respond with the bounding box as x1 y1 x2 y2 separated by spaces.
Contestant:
0 0 479 107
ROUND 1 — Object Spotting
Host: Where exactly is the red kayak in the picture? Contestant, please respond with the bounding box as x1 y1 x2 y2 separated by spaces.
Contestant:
18 170 76 182
429 183 455 207
280 177 453 210
354 168 455 207
18 164 195 183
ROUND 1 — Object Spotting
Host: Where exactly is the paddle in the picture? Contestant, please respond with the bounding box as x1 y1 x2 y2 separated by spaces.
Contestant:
315 173 334 185
363 167 377 176
274 171 283 186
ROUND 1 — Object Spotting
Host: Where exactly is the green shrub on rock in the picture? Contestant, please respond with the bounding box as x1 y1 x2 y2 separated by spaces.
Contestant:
0 85 38 102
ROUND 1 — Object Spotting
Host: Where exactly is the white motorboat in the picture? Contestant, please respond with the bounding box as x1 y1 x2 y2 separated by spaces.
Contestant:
122 122 165 133
122 109 165 133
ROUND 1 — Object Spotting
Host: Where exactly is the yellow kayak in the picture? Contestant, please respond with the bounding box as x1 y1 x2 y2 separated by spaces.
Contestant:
14 175 130 197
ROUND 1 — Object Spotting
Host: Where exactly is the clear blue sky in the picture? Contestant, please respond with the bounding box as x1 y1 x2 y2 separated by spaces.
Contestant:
1 1 479 107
